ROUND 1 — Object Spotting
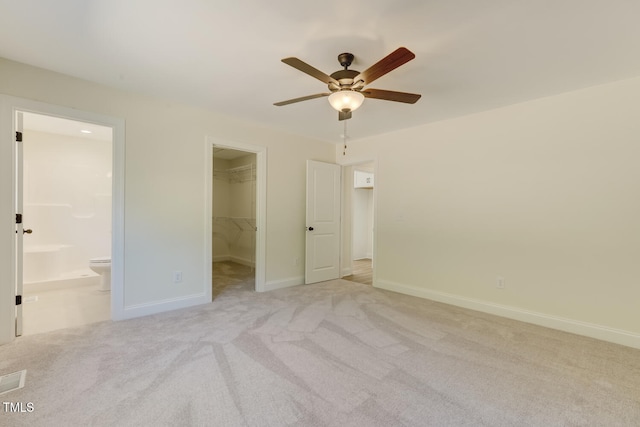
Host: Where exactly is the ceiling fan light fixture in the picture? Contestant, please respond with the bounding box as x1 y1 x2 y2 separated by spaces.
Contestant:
328 90 364 113
275 48 420 121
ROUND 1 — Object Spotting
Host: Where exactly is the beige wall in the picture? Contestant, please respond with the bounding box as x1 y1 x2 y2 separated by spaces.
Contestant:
4 55 639 348
0 58 333 322
339 75 640 348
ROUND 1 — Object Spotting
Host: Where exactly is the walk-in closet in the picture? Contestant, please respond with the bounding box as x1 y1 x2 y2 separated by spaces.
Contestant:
212 147 256 298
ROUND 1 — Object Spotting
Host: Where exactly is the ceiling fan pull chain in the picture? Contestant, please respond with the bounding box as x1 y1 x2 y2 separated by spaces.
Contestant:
343 120 348 156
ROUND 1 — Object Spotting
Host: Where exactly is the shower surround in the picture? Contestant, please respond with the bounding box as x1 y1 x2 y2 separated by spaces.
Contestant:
22 129 112 289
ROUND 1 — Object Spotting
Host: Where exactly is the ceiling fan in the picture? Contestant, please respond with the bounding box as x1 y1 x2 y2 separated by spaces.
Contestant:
274 47 421 121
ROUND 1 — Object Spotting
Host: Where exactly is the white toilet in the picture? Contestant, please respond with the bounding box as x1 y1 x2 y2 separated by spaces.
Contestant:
89 257 111 291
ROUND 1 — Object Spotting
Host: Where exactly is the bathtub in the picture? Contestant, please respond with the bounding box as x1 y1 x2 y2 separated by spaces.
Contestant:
23 244 98 292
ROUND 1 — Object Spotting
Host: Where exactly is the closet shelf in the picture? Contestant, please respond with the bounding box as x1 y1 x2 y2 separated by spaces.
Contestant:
213 216 256 231
213 164 256 183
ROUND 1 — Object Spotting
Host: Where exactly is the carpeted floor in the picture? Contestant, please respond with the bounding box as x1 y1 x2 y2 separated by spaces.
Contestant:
1 270 639 426
212 261 255 299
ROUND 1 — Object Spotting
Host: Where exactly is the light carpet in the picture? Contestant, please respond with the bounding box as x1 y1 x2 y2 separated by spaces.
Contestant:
1 271 639 426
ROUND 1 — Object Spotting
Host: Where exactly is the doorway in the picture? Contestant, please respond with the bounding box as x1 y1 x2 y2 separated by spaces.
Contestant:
205 136 266 297
0 95 125 345
19 112 113 335
211 147 257 298
341 161 375 286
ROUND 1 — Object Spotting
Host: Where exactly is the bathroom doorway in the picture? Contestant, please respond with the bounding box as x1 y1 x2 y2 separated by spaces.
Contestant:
211 146 257 298
18 112 113 335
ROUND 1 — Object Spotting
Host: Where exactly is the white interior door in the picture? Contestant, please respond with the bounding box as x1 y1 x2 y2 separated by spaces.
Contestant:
15 112 24 336
305 160 341 284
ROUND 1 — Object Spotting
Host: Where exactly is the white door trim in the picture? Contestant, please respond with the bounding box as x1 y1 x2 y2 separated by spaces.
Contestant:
15 112 23 337
205 136 267 293
0 95 126 345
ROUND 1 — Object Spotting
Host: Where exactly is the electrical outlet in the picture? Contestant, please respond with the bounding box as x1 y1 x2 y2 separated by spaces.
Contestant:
173 270 183 283
294 257 300 266
496 276 505 289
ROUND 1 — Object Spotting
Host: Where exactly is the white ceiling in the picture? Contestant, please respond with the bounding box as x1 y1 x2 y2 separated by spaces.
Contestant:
1 1 640 144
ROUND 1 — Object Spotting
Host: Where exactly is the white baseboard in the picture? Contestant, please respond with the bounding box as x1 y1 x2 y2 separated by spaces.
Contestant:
341 267 352 277
118 293 210 320
376 279 640 350
263 276 304 292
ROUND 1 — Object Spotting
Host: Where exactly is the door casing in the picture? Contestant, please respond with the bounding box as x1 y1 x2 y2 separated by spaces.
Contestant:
0 95 125 345
205 136 267 293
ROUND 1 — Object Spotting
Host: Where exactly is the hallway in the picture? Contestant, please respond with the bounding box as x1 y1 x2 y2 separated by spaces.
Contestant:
342 258 372 285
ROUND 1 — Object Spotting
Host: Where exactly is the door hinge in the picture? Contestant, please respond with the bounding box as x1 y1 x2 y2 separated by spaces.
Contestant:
16 213 22 224
16 295 22 306
16 131 22 142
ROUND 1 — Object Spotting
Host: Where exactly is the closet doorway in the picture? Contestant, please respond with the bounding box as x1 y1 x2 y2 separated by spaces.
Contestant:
212 146 257 299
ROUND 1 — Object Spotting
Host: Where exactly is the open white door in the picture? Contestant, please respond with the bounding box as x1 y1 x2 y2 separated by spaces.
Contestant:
305 160 341 284
14 112 24 336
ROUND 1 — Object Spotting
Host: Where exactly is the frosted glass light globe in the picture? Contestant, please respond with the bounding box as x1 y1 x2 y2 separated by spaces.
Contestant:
328 90 365 112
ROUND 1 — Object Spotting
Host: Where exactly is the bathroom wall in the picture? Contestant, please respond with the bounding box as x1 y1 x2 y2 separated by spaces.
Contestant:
22 130 112 281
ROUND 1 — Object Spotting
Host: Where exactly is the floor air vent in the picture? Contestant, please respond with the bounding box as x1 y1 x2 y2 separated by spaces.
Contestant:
0 370 26 395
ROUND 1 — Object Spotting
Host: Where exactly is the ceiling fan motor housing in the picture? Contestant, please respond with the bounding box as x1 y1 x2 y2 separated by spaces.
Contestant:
328 69 360 91
329 53 363 92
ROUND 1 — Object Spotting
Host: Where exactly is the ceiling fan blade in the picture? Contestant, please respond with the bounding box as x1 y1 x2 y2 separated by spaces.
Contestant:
281 57 339 85
274 93 330 106
338 110 352 121
354 47 416 85
362 89 421 104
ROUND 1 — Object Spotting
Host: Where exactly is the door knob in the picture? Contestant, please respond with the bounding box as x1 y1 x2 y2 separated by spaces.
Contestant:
23 229 32 234
306 226 314 231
